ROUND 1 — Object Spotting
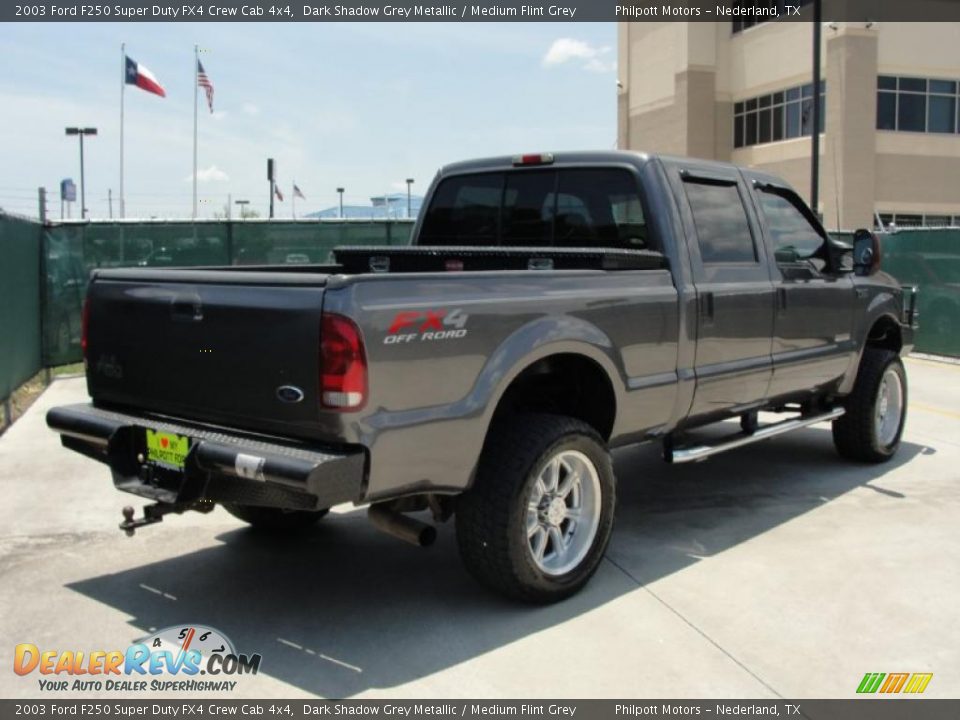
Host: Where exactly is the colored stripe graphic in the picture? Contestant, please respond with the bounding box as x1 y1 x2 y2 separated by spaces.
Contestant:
903 673 934 694
857 672 933 694
857 673 885 693
880 673 909 693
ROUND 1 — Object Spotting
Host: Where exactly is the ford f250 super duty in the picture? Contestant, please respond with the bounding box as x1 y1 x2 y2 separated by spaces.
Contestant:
48 151 918 602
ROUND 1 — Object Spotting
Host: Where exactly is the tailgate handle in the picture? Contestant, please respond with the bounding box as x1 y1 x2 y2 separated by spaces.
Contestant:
171 293 203 322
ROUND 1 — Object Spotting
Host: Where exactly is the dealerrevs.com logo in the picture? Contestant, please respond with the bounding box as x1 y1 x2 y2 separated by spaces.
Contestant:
14 625 262 693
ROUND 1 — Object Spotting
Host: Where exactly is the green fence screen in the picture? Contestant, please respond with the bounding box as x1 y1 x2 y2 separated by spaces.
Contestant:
4 217 958 404
40 219 414 367
880 229 960 357
0 213 43 400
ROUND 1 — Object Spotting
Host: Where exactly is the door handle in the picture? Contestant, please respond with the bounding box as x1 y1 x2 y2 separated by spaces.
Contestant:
778 287 788 312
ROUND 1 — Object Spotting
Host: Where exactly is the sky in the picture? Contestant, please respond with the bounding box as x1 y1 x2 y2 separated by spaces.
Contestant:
0 22 617 219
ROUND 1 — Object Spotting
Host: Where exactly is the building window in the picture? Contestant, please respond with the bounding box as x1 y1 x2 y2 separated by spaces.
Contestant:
876 212 960 230
731 0 813 33
877 76 960 134
734 82 825 149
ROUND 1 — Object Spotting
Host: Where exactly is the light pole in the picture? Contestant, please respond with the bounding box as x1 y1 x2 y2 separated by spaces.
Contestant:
405 178 414 218
337 187 344 219
810 0 822 219
267 159 276 220
235 199 250 219
65 127 97 219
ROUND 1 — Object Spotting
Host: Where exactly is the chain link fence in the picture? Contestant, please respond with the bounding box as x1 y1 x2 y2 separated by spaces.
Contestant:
0 213 43 403
880 228 960 357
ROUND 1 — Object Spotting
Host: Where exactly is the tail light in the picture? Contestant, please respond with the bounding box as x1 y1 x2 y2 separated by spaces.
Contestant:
80 296 90 362
320 313 368 411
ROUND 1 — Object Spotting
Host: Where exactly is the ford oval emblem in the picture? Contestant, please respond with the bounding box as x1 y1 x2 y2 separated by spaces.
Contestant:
276 385 305 404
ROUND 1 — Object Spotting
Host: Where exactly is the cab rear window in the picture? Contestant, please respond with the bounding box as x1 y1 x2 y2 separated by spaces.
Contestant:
419 169 651 250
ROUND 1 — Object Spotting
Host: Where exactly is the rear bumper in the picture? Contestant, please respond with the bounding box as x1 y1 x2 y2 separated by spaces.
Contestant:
46 403 365 511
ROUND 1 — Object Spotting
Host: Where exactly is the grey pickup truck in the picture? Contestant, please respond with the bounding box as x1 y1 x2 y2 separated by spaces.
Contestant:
48 151 917 602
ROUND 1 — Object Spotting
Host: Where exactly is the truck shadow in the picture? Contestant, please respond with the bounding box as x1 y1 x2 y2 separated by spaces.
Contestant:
67 426 929 698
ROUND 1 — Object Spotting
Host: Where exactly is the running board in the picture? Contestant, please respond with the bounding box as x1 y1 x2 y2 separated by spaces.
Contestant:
665 407 845 464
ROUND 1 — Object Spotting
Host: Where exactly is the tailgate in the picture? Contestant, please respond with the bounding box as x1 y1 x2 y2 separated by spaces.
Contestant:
85 269 328 438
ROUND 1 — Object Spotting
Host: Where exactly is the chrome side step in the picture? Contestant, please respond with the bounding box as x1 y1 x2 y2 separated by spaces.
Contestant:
665 407 845 464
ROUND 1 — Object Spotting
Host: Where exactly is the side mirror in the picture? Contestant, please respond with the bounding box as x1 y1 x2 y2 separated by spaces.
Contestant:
774 246 800 264
852 229 881 276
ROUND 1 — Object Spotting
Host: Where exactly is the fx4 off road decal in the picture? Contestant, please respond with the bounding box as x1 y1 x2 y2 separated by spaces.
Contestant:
384 309 469 344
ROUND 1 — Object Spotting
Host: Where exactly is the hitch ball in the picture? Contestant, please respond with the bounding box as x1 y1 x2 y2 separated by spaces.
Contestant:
121 506 136 537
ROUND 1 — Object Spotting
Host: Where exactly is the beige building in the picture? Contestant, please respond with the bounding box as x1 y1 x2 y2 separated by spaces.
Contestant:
617 20 960 230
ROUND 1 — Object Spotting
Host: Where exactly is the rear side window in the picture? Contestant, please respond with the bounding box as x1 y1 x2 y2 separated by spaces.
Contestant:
683 180 757 264
418 168 650 250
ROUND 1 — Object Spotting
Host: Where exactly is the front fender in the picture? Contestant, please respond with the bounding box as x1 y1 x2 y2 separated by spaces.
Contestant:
838 279 909 395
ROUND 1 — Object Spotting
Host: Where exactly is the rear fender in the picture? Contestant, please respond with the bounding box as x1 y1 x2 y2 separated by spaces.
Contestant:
359 316 624 502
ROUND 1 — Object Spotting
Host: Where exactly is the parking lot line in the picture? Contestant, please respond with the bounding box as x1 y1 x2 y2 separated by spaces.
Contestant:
910 402 960 421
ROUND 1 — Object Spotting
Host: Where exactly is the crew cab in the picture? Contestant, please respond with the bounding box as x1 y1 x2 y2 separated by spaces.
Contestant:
48 151 917 602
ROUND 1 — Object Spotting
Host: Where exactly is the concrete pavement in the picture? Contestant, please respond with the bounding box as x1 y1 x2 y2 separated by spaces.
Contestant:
1 357 957 699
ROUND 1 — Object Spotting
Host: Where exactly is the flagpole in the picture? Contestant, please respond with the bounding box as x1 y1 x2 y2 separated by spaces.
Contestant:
120 42 125 218
192 44 198 220
292 181 296 219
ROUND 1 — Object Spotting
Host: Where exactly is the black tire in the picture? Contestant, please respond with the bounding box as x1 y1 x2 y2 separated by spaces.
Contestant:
456 414 616 603
832 348 908 463
222 503 328 531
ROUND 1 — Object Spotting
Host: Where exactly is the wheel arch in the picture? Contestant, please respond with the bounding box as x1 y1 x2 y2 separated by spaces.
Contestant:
489 352 618 442
838 309 906 396
866 313 903 353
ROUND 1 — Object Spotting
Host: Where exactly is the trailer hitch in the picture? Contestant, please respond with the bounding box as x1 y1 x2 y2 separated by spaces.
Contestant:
119 500 215 536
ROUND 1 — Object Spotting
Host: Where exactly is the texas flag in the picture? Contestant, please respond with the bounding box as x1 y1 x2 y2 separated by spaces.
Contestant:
125 55 166 97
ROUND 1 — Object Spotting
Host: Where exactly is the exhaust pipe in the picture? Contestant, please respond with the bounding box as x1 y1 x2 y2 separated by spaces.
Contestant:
368 504 437 547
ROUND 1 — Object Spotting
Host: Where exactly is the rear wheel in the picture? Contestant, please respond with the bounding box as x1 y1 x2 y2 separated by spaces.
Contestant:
833 348 907 463
456 414 616 603
222 503 328 531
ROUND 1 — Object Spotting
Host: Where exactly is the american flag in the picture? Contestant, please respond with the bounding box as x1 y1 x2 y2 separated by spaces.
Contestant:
197 60 214 113
293 184 305 200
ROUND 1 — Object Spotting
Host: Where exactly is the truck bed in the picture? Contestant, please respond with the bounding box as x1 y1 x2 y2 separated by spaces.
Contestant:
84 244 672 447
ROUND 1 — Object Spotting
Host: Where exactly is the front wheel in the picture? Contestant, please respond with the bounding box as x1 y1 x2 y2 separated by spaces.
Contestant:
833 348 908 463
456 414 616 603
